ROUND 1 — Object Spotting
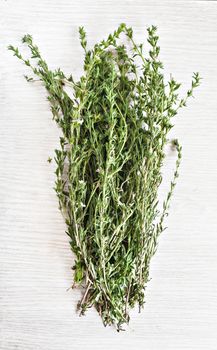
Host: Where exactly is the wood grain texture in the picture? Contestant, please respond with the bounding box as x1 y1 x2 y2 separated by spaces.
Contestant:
1 1 217 349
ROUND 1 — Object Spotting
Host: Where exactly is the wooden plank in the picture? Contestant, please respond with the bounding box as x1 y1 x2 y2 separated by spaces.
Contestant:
1 1 217 349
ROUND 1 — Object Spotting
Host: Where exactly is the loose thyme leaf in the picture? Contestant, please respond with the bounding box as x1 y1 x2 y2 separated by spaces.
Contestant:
9 24 201 331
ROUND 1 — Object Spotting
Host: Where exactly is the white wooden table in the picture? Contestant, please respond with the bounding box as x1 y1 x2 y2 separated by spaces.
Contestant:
1 1 217 349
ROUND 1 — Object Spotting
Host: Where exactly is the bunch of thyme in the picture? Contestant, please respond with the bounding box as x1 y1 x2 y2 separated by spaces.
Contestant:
9 24 200 330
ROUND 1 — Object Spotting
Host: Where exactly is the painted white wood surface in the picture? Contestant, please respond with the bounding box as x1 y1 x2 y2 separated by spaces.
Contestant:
1 1 217 349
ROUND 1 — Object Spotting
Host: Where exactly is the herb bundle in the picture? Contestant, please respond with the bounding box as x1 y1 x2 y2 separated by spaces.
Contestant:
9 24 200 330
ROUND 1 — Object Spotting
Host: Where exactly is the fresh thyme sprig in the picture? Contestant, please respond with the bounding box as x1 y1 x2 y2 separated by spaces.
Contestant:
8 24 201 330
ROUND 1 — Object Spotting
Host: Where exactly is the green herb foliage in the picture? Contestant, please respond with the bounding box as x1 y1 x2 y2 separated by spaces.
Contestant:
9 24 200 330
